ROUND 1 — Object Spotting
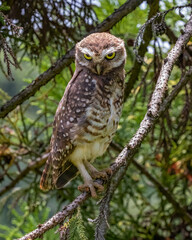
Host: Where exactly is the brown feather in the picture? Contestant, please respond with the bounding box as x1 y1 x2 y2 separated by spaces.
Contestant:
40 33 126 196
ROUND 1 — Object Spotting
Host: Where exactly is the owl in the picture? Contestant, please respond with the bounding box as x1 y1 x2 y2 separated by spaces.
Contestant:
40 32 126 198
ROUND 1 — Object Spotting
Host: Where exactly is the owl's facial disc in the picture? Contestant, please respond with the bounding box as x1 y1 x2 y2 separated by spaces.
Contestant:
76 44 126 75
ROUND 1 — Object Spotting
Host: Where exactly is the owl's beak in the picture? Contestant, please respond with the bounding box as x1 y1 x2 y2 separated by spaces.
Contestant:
96 64 101 75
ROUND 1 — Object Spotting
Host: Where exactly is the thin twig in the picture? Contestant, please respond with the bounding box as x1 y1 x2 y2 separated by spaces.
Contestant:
17 35 192 240
124 0 160 101
125 3 192 101
95 16 192 239
111 129 192 226
0 0 145 118
0 153 48 197
132 160 192 222
18 192 89 240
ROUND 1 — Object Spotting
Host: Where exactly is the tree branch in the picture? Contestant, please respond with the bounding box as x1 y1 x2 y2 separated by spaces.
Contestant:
17 67 192 240
111 138 192 225
95 15 192 239
124 0 159 101
0 0 144 119
0 153 48 197
132 159 192 223
17 14 192 238
17 192 89 240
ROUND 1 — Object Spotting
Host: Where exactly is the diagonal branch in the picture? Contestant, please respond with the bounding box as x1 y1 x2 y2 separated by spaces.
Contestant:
17 17 192 238
0 0 144 119
17 67 192 240
132 159 192 221
124 0 159 101
95 15 192 239
0 153 48 197
111 141 192 225
124 3 192 101
18 192 89 240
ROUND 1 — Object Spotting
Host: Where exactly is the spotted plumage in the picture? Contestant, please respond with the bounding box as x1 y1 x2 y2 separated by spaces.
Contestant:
40 32 126 197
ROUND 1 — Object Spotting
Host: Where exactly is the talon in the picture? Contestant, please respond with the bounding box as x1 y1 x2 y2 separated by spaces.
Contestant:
103 167 113 177
78 181 104 198
90 170 108 180
78 185 90 192
90 169 112 180
90 168 112 181
94 182 104 192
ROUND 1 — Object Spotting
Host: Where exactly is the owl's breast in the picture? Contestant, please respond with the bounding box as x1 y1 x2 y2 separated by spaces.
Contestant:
70 86 123 164
69 139 109 164
105 88 123 136
77 84 123 142
69 74 124 164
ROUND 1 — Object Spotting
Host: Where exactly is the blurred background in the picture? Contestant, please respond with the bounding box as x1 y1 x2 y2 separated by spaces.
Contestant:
0 0 192 239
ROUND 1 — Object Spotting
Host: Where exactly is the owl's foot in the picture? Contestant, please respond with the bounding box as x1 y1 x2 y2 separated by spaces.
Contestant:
90 170 108 180
103 167 113 177
90 167 112 181
84 160 112 181
78 181 104 198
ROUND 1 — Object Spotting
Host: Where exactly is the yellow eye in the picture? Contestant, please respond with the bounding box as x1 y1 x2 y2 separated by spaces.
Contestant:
84 53 92 60
105 52 116 60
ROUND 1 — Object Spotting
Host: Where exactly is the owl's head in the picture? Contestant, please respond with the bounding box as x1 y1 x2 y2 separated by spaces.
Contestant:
75 32 126 75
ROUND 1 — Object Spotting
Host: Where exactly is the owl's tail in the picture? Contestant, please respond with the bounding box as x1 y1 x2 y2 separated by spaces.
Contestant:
40 155 78 190
40 155 53 191
55 163 78 189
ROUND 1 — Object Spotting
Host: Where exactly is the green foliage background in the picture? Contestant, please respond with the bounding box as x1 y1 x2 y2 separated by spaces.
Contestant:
0 0 192 239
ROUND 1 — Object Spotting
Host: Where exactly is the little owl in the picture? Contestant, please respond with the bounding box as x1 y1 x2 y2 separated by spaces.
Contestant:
40 32 126 197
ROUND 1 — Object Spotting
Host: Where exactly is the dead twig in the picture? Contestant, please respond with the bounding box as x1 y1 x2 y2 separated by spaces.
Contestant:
17 15 192 238
95 15 192 239
0 0 145 118
0 153 48 197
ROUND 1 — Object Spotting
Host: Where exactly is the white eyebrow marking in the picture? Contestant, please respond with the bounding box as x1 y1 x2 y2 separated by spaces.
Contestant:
112 58 124 68
79 47 94 56
101 47 116 58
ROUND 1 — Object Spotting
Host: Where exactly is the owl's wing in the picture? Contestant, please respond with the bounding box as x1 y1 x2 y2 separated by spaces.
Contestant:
40 68 96 190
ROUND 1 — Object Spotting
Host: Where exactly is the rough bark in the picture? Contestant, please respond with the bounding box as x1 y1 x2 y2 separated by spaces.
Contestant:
95 15 192 239
17 14 192 239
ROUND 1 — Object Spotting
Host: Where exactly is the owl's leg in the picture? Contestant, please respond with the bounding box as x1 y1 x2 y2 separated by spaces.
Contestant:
76 161 104 198
84 160 110 180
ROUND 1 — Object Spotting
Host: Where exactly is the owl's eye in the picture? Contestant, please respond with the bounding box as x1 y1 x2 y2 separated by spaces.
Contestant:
105 52 116 60
84 53 92 60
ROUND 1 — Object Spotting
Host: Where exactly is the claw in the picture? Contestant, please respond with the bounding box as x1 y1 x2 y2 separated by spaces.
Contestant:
78 181 104 198
103 167 113 177
90 168 112 181
90 170 108 180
